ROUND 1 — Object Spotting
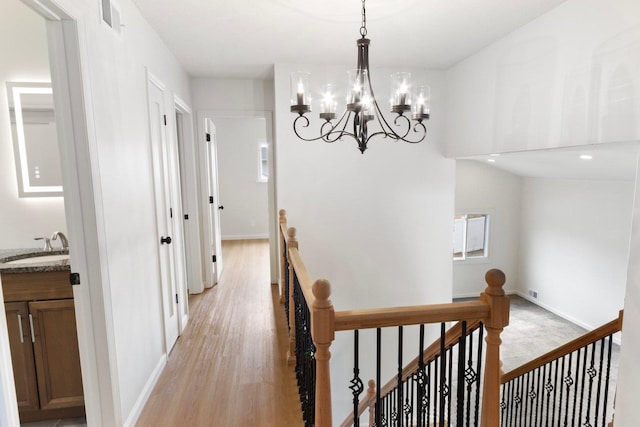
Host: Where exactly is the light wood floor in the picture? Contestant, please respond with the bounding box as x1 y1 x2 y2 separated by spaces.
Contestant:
136 240 303 426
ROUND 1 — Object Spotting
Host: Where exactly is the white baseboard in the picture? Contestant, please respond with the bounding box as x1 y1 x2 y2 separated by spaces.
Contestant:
222 234 269 241
123 355 167 427
514 292 622 345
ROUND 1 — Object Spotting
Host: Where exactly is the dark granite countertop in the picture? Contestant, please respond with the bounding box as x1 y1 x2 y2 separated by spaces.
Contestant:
0 249 70 274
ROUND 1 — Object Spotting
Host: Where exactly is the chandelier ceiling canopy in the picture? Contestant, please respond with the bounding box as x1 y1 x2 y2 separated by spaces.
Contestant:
290 0 431 154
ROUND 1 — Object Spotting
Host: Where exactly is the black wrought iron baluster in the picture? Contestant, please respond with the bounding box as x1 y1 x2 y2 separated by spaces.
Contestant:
292 272 316 427
516 375 523 427
474 324 484 425
405 372 413 427
375 328 382 427
601 336 613 427
562 352 573 427
350 330 364 427
397 326 403 427
577 346 588 425
446 347 453 425
558 355 566 426
582 341 597 427
427 359 433 427
466 326 474 425
543 364 553 427
433 357 438 427
572 348 583 426
593 338 605 425
457 321 466 426
283 242 290 328
552 358 559 426
523 371 530 427
416 324 426 427
530 368 540 426
438 323 447 427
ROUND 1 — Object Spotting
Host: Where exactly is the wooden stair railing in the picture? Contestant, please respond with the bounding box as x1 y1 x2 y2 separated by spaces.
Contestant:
278 210 511 427
500 311 623 427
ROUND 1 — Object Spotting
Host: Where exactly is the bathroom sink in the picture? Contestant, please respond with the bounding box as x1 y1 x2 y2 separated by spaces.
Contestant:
4 254 70 265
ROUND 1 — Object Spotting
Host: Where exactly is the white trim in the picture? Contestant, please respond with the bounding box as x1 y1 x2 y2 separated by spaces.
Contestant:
197 110 278 284
122 355 167 427
46 12 121 426
222 234 270 241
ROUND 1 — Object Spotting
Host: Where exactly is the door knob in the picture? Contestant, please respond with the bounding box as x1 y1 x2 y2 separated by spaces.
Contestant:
160 236 172 245
218 205 224 210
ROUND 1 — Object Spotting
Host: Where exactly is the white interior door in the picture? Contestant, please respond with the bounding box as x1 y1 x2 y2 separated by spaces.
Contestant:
205 118 223 285
147 73 179 351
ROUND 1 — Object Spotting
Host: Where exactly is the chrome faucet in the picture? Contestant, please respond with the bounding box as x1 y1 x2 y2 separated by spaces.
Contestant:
34 237 53 251
50 231 69 250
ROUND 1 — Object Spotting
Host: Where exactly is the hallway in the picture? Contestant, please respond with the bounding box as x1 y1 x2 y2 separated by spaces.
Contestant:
136 240 303 426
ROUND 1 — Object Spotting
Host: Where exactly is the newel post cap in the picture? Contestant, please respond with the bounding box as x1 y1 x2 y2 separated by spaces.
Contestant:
279 209 287 222
485 269 506 296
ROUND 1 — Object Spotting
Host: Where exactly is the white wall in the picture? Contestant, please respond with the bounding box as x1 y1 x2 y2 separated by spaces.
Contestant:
617 152 640 425
274 63 453 422
0 0 66 249
447 0 640 158
0 0 194 425
446 2 640 421
190 77 278 282
518 178 633 330
213 116 269 240
454 160 521 297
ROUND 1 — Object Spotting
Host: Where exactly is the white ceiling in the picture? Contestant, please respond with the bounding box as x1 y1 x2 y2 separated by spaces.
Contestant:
131 0 569 79
461 142 640 181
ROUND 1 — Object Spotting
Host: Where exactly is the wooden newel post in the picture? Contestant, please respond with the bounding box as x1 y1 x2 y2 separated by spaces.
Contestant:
279 209 287 303
312 279 335 427
480 269 509 427
286 227 298 365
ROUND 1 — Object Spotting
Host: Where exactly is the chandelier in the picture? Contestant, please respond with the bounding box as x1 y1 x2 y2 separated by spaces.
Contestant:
290 0 431 154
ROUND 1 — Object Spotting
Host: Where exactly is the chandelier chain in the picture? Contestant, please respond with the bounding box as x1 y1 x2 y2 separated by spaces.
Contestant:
360 0 367 37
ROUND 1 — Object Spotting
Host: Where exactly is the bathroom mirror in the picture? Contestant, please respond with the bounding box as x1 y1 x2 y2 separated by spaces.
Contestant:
6 82 63 197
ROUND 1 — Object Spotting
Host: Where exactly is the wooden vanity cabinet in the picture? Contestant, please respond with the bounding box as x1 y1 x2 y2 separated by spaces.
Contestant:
2 271 85 422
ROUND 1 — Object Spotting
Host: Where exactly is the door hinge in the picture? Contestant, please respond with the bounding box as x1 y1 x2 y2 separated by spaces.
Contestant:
184 214 189 220
206 133 211 142
212 255 217 263
209 196 214 204
175 294 179 304
170 207 173 218
163 114 167 126
70 272 81 286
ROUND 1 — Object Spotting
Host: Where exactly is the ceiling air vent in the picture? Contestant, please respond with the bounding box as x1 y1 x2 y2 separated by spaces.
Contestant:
101 0 122 36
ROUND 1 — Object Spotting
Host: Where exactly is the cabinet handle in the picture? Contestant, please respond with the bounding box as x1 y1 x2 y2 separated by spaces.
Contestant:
28 314 35 343
17 315 24 344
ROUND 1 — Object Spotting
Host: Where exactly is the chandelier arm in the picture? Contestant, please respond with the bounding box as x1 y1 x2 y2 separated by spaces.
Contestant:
321 110 353 143
293 112 363 144
367 84 427 144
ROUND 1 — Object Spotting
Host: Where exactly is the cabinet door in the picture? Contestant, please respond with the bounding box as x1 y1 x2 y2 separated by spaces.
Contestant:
4 302 39 411
28 299 84 410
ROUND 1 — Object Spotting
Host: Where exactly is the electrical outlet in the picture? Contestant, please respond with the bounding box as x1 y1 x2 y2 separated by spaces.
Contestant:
529 289 538 299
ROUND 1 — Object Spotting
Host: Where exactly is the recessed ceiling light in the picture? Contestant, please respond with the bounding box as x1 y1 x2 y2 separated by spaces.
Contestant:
487 159 496 163
580 154 593 160
490 153 501 157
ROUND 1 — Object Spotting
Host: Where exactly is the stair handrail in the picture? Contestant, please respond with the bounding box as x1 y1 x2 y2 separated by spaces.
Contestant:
278 209 510 426
501 310 623 384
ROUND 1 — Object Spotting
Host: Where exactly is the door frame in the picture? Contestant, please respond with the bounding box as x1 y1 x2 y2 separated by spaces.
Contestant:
196 110 278 285
1 1 119 425
198 116 223 287
173 96 199 324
